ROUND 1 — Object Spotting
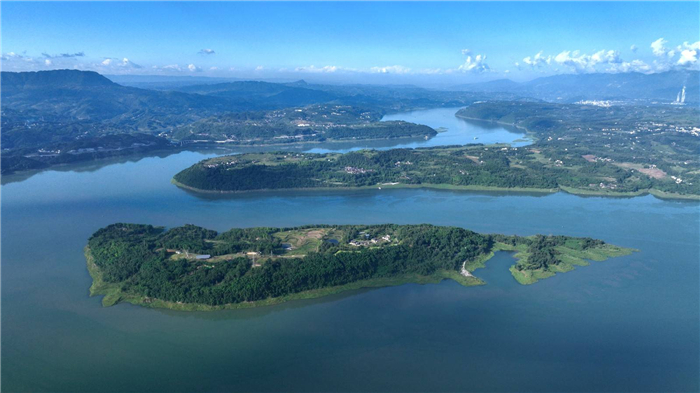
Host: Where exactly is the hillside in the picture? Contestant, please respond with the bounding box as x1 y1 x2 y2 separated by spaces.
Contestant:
455 70 699 103
172 102 700 199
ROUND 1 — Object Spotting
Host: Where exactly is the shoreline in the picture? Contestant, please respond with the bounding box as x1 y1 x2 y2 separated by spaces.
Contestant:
2 133 437 178
454 113 536 139
172 178 700 201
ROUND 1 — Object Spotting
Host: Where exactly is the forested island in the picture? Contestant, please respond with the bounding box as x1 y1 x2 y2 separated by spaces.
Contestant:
173 101 700 199
170 104 437 144
86 223 634 310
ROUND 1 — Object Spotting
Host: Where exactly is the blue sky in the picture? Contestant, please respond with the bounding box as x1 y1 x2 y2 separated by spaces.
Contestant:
2 2 698 85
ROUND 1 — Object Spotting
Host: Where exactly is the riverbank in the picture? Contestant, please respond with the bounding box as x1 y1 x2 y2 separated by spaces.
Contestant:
454 113 536 141
2 132 437 178
173 178 699 201
172 177 559 195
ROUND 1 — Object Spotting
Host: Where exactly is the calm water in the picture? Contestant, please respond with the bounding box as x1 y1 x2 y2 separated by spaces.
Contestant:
381 107 531 148
2 108 698 392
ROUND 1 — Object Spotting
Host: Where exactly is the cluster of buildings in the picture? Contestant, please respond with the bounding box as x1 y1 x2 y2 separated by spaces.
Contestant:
344 166 374 175
670 176 684 184
635 122 700 138
590 182 619 190
576 100 615 107
349 234 392 247
204 160 238 169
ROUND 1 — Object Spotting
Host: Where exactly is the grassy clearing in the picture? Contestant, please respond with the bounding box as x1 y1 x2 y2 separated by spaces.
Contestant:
273 228 328 256
85 247 124 307
505 241 637 285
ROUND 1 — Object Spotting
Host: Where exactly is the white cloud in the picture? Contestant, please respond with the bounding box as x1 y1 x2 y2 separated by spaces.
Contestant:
678 49 698 66
630 45 638 53
163 64 182 71
100 57 141 69
553 51 586 69
187 63 202 72
370 65 411 74
651 38 668 56
255 65 264 71
608 59 652 74
294 65 341 73
121 58 142 69
552 49 622 72
42 51 85 59
677 41 700 68
683 41 700 51
198 49 215 55
522 51 551 68
2 52 32 61
458 53 490 73
418 68 445 75
591 50 622 64
209 66 219 71
44 59 52 66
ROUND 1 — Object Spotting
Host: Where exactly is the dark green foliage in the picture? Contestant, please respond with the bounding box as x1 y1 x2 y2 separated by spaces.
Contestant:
88 223 623 306
88 223 165 282
88 223 490 305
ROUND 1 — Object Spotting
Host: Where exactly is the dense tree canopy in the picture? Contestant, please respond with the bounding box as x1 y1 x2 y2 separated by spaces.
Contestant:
87 223 621 307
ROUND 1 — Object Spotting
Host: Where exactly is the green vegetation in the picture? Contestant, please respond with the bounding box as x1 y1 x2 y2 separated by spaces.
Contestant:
457 101 700 197
170 104 436 144
86 223 634 310
173 101 700 199
490 234 635 285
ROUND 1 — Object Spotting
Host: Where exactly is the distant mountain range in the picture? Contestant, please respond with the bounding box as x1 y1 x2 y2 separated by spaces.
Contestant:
454 70 699 103
1 70 235 124
0 70 479 131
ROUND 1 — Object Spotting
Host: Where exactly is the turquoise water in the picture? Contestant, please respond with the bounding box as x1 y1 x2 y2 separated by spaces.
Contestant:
1 109 698 392
381 107 531 147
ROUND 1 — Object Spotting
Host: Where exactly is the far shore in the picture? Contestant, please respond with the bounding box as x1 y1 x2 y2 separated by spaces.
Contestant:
172 178 700 201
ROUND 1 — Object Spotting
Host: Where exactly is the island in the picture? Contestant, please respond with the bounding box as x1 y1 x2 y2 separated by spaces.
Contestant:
172 101 700 199
86 223 634 310
170 104 437 145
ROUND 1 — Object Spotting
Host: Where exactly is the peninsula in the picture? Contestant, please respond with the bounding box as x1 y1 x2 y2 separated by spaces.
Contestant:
86 223 634 310
173 101 700 199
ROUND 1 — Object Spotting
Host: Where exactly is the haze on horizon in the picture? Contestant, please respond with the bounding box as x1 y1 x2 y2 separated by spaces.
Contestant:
2 1 699 87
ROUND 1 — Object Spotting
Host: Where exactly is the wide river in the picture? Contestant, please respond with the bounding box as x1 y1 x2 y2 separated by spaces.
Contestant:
2 108 698 392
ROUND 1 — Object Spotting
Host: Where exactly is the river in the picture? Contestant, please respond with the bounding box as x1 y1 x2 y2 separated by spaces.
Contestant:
2 108 698 392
